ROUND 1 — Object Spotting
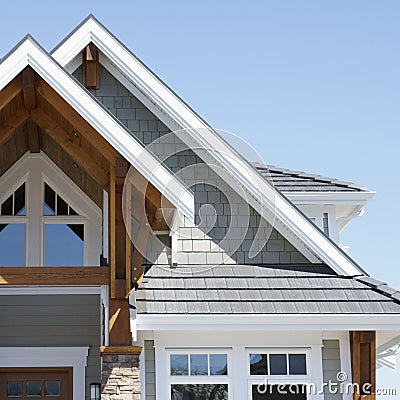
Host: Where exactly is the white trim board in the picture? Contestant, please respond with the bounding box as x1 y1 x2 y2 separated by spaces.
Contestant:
0 346 89 399
136 314 400 331
0 286 102 295
0 35 194 222
51 16 366 276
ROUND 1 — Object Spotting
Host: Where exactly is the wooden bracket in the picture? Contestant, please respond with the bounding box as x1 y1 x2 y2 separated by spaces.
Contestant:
83 43 99 89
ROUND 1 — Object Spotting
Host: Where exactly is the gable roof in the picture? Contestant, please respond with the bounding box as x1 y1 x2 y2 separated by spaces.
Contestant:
0 34 194 221
254 163 370 193
50 15 370 278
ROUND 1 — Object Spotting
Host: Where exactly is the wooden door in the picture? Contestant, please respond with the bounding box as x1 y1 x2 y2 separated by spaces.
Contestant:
0 367 72 400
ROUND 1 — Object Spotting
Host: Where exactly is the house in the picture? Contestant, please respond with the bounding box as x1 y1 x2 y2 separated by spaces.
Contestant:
0 14 399 400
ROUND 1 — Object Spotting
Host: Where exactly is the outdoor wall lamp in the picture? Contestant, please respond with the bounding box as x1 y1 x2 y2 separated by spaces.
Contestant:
90 383 101 400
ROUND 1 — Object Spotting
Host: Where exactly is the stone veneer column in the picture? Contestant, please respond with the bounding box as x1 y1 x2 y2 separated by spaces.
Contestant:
101 353 141 400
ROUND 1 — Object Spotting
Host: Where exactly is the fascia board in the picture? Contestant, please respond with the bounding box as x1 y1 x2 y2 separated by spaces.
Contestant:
0 37 194 221
52 18 365 276
285 191 376 205
136 314 400 331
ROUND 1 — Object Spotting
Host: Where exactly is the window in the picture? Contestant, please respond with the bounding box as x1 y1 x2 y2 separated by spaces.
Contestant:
168 351 229 400
0 154 102 266
248 350 310 400
250 353 307 376
43 183 85 267
0 183 26 266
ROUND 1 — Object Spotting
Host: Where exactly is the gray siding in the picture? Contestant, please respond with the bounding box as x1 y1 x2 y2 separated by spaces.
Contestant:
73 65 170 145
0 294 101 400
73 64 311 266
322 340 342 400
144 340 156 400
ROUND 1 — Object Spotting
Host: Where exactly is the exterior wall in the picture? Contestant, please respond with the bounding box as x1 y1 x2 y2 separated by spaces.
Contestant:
322 339 342 400
151 330 324 400
144 340 156 400
102 353 140 400
73 65 170 145
0 294 101 400
74 64 310 266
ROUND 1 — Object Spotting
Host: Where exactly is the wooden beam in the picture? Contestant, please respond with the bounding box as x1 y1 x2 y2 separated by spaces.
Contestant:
108 299 131 346
83 43 99 89
26 119 40 153
35 77 118 163
350 331 376 400
0 75 22 113
109 165 116 298
0 267 109 285
31 109 108 187
125 181 132 296
0 109 29 147
100 346 142 356
22 67 36 110
126 169 173 210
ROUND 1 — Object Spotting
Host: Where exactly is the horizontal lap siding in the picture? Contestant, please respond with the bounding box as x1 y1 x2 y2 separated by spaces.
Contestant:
0 294 101 400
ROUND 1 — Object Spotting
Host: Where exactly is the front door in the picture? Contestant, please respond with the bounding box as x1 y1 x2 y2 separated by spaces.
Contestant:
0 367 72 400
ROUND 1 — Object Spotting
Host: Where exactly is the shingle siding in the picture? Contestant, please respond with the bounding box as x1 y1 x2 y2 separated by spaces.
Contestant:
73 64 331 267
0 294 101 400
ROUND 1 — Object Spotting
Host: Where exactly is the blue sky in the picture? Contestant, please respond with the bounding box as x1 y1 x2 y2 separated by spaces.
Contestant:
0 0 399 396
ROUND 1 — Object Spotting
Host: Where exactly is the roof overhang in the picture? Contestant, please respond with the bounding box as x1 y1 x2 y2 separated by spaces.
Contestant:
0 35 194 221
135 314 400 332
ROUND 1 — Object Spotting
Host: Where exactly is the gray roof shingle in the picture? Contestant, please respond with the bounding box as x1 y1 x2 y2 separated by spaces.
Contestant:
253 163 370 192
136 264 400 315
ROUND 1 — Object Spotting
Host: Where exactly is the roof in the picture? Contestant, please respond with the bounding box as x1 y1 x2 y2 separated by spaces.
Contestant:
50 15 367 277
253 163 370 193
136 264 400 315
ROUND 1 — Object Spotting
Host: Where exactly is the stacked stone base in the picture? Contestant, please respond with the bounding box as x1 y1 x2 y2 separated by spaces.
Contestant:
102 354 140 400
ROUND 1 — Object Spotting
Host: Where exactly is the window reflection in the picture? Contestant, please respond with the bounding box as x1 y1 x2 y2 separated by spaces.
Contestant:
45 224 84 266
0 224 25 266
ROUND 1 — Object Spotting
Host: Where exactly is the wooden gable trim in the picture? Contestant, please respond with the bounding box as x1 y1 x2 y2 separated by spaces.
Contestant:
35 77 118 163
0 74 22 113
31 108 109 187
0 109 29 147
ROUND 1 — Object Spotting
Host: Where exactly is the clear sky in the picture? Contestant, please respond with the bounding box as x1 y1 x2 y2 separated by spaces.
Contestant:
0 0 399 397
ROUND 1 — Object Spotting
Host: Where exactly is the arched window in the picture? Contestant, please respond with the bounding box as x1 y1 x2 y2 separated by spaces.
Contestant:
0 153 102 266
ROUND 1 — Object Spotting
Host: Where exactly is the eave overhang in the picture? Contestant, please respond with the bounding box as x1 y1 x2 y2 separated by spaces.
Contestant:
0 35 194 221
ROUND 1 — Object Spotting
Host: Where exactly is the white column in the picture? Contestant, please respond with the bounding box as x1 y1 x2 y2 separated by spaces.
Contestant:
231 346 248 400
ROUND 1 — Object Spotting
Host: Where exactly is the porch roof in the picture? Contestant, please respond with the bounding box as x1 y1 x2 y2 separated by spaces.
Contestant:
136 264 400 315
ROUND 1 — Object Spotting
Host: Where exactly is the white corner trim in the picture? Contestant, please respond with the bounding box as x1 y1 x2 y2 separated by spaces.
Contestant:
0 346 89 399
136 314 400 331
51 17 365 276
0 36 194 222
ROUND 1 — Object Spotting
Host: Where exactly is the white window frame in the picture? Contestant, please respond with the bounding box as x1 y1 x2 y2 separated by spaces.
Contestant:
0 152 102 266
165 348 232 399
246 347 323 400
